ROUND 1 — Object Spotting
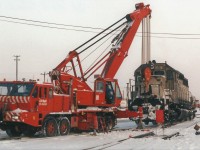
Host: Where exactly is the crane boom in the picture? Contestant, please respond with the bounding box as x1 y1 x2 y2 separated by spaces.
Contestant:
102 3 151 78
50 3 151 94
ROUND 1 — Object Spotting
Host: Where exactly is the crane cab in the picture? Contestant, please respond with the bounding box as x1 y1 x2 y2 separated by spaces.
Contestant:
94 78 122 107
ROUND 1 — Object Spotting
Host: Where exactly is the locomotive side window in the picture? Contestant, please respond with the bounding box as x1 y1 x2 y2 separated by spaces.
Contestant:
154 70 165 76
136 75 142 82
183 79 188 87
166 70 173 80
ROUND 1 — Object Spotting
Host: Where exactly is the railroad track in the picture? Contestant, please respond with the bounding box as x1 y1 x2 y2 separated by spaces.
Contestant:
0 133 44 141
83 131 155 150
159 119 200 140
0 136 21 141
162 132 180 140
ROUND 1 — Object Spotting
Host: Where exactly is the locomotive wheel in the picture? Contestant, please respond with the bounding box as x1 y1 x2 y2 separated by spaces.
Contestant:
188 114 192 120
6 126 22 137
59 117 70 136
135 119 139 125
43 116 58 137
152 120 157 125
144 121 149 125
192 113 196 119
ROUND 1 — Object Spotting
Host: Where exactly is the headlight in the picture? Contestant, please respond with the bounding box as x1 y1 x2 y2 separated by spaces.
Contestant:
12 115 19 120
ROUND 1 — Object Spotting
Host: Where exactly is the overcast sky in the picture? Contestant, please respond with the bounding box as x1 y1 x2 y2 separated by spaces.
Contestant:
0 0 200 99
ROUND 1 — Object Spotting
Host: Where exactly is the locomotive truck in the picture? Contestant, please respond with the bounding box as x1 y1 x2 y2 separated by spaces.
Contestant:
0 3 151 137
129 61 196 125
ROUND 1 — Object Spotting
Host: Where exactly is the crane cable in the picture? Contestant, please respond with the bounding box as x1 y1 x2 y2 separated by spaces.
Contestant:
78 21 127 54
83 23 126 74
75 16 126 53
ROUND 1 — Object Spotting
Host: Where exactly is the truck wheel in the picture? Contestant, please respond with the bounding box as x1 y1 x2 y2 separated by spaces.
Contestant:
59 117 70 136
23 129 37 137
43 116 58 137
6 126 22 137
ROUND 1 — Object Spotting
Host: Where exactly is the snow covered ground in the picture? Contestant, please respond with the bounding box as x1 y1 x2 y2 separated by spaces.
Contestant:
111 119 200 150
0 111 200 150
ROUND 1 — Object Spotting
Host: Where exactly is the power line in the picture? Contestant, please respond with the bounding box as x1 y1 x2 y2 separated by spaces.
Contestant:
1 15 200 39
0 15 103 30
0 19 100 34
1 15 200 36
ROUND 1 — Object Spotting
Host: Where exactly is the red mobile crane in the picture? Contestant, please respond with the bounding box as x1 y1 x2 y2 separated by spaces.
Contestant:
0 3 151 137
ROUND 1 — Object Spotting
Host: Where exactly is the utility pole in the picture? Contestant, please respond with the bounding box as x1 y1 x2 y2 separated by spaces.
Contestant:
41 72 49 83
126 83 129 100
13 55 20 81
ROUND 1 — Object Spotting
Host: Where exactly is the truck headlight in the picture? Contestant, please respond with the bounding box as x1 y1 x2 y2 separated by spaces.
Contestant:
12 115 19 120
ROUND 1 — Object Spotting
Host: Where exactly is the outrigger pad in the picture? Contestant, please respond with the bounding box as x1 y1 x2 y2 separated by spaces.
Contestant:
194 124 200 131
195 131 200 135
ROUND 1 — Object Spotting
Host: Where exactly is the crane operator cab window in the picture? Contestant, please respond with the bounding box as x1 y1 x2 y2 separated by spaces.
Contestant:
96 81 104 92
106 81 115 104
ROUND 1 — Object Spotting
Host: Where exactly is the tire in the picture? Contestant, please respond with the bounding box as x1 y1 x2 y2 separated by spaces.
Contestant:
23 129 37 137
43 116 58 137
6 126 22 137
22 125 37 137
59 117 70 136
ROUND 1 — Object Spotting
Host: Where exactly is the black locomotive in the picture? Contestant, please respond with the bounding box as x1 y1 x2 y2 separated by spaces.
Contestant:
129 60 196 124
